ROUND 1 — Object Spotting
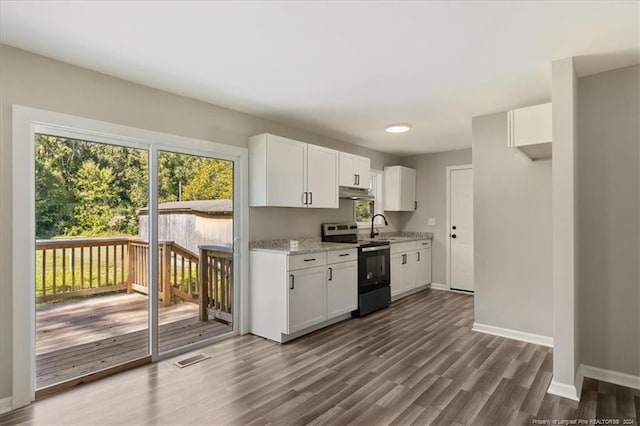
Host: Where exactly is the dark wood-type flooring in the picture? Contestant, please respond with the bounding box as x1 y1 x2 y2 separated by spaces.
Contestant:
36 293 231 389
4 289 638 425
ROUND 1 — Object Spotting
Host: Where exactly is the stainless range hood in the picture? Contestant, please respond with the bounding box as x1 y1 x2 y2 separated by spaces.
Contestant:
339 186 374 200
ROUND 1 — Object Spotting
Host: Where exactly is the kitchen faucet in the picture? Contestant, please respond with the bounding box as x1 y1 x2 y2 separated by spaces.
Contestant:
370 213 389 239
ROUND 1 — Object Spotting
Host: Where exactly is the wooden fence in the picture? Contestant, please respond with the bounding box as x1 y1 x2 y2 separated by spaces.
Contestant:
35 238 233 324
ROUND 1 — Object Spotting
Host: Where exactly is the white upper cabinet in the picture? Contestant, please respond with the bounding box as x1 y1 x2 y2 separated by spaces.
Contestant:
339 152 370 188
507 102 552 161
354 156 370 188
249 133 338 208
307 144 339 208
383 166 416 211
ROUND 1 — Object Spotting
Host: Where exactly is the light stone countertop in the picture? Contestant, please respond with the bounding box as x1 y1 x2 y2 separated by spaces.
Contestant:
250 232 433 255
372 231 434 243
249 237 358 255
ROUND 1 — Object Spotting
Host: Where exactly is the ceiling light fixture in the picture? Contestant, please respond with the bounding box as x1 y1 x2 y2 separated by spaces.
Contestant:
385 124 411 133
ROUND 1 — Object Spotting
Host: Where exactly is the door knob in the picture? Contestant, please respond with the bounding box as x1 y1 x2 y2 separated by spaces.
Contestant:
451 234 457 239
452 225 457 230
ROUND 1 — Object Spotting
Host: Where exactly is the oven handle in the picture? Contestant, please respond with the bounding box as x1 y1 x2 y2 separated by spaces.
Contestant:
361 245 390 253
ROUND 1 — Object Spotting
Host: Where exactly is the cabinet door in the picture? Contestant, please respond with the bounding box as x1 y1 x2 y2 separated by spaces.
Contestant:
339 152 357 187
354 156 370 188
415 249 431 286
403 252 417 291
266 135 307 207
390 253 404 296
287 266 327 334
400 167 416 211
327 261 357 318
307 145 339 208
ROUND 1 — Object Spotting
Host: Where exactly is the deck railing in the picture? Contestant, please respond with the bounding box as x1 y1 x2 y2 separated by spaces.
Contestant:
36 238 130 303
128 240 199 307
35 238 233 324
199 245 233 323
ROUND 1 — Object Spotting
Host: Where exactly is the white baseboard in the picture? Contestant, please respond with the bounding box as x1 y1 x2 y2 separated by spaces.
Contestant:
579 364 640 390
430 282 447 290
575 368 585 398
547 379 580 401
472 322 553 347
0 396 12 414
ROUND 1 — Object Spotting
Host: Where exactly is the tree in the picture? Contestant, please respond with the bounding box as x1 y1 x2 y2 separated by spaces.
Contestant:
35 134 231 239
182 159 233 201
68 161 119 236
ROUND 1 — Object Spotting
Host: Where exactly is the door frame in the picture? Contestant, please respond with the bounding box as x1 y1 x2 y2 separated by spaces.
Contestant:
445 164 473 291
11 105 249 409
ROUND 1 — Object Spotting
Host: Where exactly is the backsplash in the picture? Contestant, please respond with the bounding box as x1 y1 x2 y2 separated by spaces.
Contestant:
249 200 401 241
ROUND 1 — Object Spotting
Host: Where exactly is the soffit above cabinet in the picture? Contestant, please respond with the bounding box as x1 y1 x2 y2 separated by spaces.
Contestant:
507 102 552 162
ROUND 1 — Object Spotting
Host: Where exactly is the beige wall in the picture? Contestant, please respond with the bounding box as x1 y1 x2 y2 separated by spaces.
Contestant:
398 149 472 285
0 45 400 399
471 112 553 338
577 65 639 377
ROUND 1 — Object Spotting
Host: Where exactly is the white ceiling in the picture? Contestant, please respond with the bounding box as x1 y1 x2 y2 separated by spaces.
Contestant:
1 1 638 156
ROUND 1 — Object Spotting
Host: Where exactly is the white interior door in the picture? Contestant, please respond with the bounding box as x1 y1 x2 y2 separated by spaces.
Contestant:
448 166 474 292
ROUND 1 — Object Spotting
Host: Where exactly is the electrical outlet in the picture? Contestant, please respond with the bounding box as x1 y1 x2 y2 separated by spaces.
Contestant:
428 217 436 226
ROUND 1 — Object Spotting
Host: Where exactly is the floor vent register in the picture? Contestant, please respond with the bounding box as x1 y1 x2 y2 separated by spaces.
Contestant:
174 353 211 368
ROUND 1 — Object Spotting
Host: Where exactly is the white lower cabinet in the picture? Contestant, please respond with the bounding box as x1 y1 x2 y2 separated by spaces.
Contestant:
287 266 327 334
391 252 415 296
250 248 357 343
390 240 432 300
327 260 357 318
415 248 432 287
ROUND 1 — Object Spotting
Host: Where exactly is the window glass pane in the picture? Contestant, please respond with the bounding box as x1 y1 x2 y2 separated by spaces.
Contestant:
355 200 374 223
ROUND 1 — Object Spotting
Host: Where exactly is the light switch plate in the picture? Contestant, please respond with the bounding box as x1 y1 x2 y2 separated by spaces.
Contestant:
428 218 436 226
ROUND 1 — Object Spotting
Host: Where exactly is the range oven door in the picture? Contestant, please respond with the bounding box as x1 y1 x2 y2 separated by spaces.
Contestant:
358 245 391 293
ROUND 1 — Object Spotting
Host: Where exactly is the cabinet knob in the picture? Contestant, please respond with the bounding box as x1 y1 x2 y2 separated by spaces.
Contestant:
328 267 333 281
289 274 295 290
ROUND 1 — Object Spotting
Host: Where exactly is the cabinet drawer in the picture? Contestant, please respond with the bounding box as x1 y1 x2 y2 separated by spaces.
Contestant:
390 241 416 254
288 252 327 270
416 239 432 249
327 248 357 264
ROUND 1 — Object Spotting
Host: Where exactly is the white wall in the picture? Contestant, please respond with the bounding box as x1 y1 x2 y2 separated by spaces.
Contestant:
471 112 553 338
0 44 400 400
577 65 639 377
398 149 472 285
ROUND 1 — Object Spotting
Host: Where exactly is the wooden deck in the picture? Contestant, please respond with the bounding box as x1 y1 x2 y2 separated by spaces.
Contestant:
36 293 232 389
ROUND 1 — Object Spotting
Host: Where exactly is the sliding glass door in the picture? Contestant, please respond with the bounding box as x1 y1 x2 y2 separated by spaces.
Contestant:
155 150 234 354
33 134 237 394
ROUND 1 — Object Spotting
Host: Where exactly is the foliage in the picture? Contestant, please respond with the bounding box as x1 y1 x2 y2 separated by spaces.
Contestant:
355 200 374 223
182 158 233 201
35 134 233 239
